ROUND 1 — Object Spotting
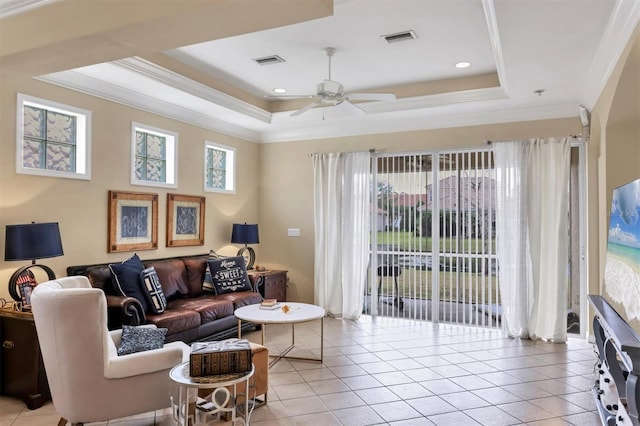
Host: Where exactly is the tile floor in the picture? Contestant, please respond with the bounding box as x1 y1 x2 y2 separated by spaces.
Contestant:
0 315 603 425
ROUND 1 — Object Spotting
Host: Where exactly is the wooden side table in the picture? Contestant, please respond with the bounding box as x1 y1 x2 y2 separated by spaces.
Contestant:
248 270 288 302
0 307 50 409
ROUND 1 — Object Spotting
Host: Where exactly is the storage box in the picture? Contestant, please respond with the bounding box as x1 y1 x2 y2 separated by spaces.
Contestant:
189 339 252 377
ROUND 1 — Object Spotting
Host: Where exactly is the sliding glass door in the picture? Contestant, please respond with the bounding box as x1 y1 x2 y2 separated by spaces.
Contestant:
366 145 585 335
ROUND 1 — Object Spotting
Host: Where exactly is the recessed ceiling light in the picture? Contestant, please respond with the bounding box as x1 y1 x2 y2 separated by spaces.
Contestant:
273 88 287 94
455 61 471 69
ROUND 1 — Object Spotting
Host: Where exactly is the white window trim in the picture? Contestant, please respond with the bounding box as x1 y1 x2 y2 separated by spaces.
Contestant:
16 93 92 180
204 141 236 194
130 122 178 189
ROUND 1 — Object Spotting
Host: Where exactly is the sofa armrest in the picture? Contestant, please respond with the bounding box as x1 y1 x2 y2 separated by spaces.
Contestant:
249 274 265 293
105 295 145 328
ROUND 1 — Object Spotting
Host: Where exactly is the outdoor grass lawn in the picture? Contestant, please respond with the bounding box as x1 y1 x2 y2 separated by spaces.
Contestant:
375 231 496 253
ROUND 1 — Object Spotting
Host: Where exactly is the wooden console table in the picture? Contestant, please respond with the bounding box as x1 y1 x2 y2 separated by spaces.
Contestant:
0 307 50 409
589 295 640 425
248 270 288 302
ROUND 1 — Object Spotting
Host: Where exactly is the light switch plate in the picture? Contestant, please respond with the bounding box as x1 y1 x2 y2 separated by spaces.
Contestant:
287 228 300 237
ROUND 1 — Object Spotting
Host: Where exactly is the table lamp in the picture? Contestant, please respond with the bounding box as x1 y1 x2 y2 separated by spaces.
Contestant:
4 222 64 302
231 223 259 269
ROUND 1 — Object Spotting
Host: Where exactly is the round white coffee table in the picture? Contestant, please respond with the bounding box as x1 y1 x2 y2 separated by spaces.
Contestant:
235 302 325 367
169 361 254 426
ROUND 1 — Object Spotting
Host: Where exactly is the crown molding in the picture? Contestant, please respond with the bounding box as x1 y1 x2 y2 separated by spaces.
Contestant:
583 0 640 108
36 71 262 143
0 0 57 18
163 50 264 98
482 0 509 95
356 87 508 115
112 57 272 124
260 103 580 143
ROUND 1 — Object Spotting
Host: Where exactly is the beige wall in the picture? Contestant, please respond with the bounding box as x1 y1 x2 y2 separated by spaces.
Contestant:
0 78 260 301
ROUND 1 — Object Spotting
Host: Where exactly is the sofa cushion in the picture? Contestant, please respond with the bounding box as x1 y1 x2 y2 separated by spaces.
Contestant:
215 291 263 310
117 325 167 356
140 267 167 314
183 256 208 296
145 259 189 299
201 250 224 293
109 254 148 312
168 297 234 324
207 256 253 295
146 308 201 336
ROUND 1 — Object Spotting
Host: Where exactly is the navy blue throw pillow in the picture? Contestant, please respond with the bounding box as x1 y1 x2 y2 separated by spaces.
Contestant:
109 253 148 312
207 256 253 294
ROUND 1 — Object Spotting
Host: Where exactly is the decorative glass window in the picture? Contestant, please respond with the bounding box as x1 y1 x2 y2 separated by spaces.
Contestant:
131 122 177 188
204 141 235 194
17 93 91 180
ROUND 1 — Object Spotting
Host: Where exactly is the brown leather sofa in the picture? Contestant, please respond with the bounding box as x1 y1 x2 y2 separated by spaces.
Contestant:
67 253 263 343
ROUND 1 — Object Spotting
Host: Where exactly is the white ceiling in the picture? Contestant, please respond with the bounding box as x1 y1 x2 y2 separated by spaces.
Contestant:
5 0 640 143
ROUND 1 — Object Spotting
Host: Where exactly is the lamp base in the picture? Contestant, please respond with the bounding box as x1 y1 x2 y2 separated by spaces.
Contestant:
8 264 57 302
236 246 256 270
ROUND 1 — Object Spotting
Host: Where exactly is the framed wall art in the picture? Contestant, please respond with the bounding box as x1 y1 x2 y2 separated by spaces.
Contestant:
108 190 158 252
167 193 205 247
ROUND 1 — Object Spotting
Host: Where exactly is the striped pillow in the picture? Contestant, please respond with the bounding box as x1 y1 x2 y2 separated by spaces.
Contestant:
140 267 167 314
202 249 224 293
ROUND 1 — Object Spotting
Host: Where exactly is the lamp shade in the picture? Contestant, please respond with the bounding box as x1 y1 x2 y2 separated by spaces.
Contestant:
231 223 259 245
5 222 64 261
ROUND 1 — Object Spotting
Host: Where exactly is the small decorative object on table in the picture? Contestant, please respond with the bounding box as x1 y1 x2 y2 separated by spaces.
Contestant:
190 338 252 377
259 299 281 310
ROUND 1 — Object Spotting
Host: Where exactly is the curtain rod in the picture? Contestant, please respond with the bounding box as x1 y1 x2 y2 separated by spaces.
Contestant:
308 148 377 157
484 135 588 145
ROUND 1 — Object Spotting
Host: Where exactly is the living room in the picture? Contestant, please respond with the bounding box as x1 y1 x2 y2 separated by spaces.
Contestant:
0 1 639 424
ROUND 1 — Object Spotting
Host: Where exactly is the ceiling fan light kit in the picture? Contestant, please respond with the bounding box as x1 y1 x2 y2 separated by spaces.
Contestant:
273 46 396 117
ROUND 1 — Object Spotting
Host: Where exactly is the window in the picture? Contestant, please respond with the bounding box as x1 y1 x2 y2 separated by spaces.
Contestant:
17 93 91 180
204 141 235 194
131 122 177 188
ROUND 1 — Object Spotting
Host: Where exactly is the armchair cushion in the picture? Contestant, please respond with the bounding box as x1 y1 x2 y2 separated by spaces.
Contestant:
117 325 167 356
207 256 253 295
109 253 148 312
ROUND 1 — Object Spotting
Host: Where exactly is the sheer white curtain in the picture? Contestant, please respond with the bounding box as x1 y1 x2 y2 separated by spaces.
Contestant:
494 138 571 342
312 151 370 319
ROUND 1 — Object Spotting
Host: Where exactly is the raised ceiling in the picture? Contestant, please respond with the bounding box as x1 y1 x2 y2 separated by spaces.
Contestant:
2 0 639 143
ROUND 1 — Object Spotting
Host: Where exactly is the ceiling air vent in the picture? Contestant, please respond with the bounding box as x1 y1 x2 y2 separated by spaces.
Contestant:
253 55 285 65
381 30 417 44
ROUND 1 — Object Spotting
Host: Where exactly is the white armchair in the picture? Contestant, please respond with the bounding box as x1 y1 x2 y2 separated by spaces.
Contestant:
31 276 189 425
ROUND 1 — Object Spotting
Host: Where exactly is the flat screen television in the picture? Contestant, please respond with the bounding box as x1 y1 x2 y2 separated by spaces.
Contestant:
604 177 640 321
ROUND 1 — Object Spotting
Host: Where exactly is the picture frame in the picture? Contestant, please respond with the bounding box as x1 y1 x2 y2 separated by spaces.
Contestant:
167 193 205 247
108 190 158 252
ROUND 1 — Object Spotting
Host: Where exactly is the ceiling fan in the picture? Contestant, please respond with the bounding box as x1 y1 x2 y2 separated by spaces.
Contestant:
272 47 396 117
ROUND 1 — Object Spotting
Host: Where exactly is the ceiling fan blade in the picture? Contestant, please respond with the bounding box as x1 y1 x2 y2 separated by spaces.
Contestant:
340 100 366 114
290 100 322 116
346 93 396 101
265 94 315 99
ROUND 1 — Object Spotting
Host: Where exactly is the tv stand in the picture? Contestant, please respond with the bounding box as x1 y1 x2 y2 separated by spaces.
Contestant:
589 295 640 425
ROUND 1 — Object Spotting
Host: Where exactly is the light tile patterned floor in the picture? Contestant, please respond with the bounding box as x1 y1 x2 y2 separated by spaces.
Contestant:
0 316 602 425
